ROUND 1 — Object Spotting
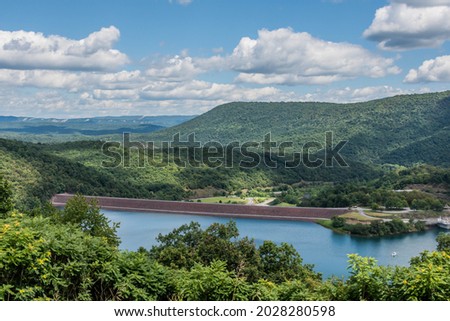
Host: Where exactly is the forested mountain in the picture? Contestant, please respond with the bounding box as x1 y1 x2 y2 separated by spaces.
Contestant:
0 91 449 208
149 91 450 166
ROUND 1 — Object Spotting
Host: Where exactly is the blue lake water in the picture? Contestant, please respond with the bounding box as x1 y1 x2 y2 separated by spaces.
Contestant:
103 209 442 278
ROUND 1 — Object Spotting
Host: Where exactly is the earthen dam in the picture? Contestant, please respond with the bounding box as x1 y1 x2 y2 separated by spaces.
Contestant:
51 194 349 222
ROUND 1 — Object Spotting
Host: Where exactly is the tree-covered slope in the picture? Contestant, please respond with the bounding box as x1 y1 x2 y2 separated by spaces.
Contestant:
1 91 449 208
0 136 383 209
149 91 450 166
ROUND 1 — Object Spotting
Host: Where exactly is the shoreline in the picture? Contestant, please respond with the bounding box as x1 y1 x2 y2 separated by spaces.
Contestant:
317 218 438 238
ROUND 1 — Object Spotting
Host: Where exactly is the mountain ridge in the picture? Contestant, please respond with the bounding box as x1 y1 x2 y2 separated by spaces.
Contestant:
147 91 450 166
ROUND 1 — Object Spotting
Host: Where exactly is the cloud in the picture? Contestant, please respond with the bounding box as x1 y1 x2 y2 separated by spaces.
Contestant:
140 28 401 86
364 2 450 50
0 26 128 71
1 83 430 118
0 82 297 118
405 55 450 82
391 0 450 6
0 66 298 116
139 79 289 101
145 55 203 81
0 25 422 117
227 28 400 85
0 69 144 91
300 85 430 103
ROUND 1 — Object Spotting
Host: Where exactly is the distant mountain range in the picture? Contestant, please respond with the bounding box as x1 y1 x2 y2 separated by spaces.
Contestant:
0 115 196 126
0 115 196 142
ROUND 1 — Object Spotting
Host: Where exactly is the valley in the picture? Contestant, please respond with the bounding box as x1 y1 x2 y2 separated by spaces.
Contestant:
1 91 450 301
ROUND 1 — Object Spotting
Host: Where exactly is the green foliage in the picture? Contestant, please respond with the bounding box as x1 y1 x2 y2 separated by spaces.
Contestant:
341 218 426 237
259 241 316 283
149 221 317 284
346 254 395 300
385 196 408 210
115 251 172 300
331 216 346 228
0 214 120 300
58 194 120 247
436 233 450 252
150 91 450 167
399 251 450 300
2 206 450 301
294 165 448 210
345 242 450 301
0 138 193 209
0 176 14 218
174 261 251 301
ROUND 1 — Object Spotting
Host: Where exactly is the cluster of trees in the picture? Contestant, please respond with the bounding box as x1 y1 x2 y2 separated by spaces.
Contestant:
278 184 445 211
2 178 450 301
145 221 318 284
275 165 448 211
331 217 426 237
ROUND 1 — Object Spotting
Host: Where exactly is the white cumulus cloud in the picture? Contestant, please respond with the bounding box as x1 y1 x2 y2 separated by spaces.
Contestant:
139 79 288 101
227 28 400 85
391 0 450 7
364 2 450 50
0 26 128 71
0 69 144 91
145 55 203 81
405 55 450 82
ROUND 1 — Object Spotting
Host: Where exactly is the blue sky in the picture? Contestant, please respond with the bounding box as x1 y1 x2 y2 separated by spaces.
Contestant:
0 0 449 117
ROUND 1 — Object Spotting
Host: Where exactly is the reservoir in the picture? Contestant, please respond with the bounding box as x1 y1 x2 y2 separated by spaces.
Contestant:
103 209 442 278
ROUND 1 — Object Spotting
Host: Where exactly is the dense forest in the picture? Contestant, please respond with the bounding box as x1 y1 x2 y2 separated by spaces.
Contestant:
149 91 450 167
0 137 381 211
1 186 450 301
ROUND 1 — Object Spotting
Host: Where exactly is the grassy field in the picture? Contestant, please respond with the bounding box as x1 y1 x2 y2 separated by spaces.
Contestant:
194 197 247 204
340 212 380 222
365 211 396 219
315 219 349 234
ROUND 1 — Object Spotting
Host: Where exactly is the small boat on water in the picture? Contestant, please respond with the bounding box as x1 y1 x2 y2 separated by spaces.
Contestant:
437 217 450 230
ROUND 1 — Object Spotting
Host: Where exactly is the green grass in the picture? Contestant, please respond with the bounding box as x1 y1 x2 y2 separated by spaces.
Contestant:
365 212 396 219
194 197 247 204
340 212 379 222
315 219 349 234
274 202 296 207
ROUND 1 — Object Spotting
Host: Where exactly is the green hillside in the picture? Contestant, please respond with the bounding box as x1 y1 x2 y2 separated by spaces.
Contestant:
1 137 382 210
1 91 449 208
149 91 450 166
